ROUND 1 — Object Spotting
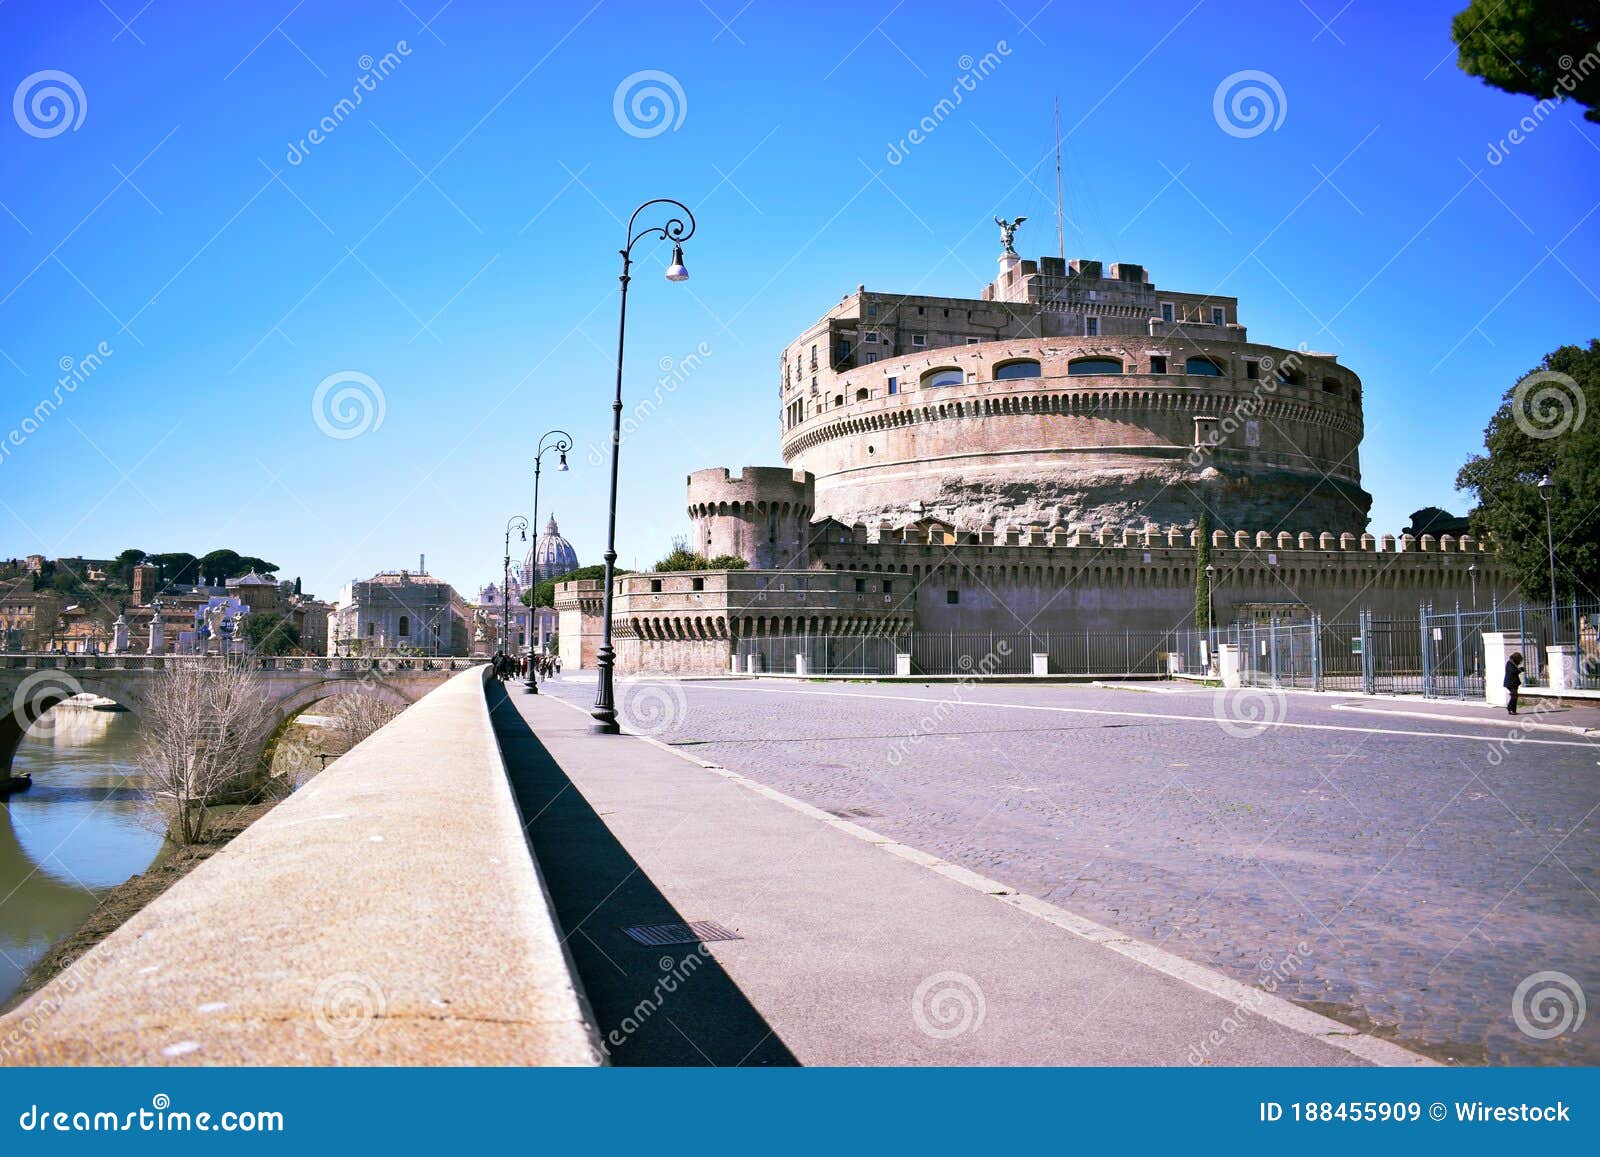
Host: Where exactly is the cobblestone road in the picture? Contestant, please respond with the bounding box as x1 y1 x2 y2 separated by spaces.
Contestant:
541 675 1599 1065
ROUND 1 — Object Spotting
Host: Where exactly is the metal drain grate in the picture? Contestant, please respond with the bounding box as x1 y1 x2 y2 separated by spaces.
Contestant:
623 920 742 946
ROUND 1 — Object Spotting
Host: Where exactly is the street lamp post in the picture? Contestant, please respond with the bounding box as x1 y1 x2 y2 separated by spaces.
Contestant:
1539 472 1558 640
503 515 528 660
1205 562 1217 674
592 198 695 734
525 429 572 694
1469 562 1478 611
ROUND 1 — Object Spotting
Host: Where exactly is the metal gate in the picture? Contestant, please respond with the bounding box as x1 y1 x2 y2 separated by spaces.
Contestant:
1230 617 1323 690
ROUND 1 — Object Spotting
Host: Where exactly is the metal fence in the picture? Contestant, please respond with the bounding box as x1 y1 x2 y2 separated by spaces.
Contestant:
1417 597 1600 697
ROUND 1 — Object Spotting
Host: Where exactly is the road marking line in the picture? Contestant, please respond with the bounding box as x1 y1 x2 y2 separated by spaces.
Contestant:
703 681 1600 748
531 688 1437 1067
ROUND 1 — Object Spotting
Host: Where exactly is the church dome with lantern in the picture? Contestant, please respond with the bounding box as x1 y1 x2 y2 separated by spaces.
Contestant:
522 514 580 586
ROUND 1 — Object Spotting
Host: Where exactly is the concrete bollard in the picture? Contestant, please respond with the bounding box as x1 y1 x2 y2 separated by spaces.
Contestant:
795 653 809 676
1031 652 1048 677
731 655 742 674
1166 652 1185 676
1217 643 1242 688
1482 632 1529 707
895 653 911 677
1547 643 1578 692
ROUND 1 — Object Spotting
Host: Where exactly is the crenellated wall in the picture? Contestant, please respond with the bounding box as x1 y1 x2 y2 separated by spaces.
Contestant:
686 466 815 570
808 523 1508 630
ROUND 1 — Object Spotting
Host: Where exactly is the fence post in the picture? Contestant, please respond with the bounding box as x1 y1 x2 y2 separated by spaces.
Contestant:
1453 600 1464 700
1360 609 1373 695
1312 614 1323 692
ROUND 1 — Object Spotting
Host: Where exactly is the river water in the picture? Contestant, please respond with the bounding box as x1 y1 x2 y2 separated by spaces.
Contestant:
0 706 158 1007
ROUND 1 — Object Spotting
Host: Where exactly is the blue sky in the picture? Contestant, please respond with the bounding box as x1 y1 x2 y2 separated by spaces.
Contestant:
1 0 1596 600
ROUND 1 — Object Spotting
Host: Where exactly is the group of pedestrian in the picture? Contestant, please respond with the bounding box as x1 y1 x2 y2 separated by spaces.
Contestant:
490 650 562 682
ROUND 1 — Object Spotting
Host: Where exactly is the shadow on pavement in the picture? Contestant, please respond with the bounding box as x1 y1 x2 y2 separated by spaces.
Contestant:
484 678 797 1067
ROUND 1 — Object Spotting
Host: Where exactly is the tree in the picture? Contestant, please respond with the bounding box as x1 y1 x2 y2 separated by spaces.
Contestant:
532 564 624 608
326 694 403 755
1456 340 1600 603
707 554 749 570
136 664 277 845
240 611 300 655
292 576 303 596
1194 510 1213 635
654 536 751 573
147 552 198 586
1451 1 1600 123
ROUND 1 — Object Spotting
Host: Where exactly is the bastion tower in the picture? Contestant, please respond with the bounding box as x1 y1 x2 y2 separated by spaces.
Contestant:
776 239 1371 535
686 467 814 569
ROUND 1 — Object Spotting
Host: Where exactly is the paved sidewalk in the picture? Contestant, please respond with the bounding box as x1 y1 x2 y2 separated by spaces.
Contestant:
486 680 1429 1067
1325 695 1600 734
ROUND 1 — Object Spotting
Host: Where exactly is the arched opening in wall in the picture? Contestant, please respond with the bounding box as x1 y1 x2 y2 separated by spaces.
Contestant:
1276 364 1306 386
994 359 1042 380
398 615 410 639
1321 377 1344 396
1067 357 1123 375
922 367 963 389
834 394 844 408
1185 356 1225 377
856 388 869 402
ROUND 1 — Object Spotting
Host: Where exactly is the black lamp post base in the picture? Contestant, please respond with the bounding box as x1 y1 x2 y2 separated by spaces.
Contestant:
524 678 539 694
590 712 620 734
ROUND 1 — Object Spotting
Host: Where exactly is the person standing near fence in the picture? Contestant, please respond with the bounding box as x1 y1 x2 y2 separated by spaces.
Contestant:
1504 651 1524 715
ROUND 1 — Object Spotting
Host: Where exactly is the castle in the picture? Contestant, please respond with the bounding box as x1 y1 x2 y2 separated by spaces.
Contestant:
557 236 1505 675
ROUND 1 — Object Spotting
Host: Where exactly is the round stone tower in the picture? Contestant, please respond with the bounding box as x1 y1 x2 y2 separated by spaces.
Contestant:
686 467 814 570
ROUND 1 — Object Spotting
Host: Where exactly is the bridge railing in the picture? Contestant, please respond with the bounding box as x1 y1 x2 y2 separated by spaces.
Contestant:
0 653 483 673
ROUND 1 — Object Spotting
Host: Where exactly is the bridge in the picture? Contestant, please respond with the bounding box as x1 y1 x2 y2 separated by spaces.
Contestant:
0 653 479 789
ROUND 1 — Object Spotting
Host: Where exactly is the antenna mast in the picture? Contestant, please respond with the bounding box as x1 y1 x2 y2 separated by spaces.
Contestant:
1054 97 1064 261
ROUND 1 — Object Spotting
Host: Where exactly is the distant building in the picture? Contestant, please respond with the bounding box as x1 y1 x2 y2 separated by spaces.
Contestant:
522 514 581 586
330 570 471 656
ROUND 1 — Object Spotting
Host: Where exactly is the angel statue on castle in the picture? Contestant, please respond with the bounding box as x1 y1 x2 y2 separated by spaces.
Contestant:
994 215 1026 256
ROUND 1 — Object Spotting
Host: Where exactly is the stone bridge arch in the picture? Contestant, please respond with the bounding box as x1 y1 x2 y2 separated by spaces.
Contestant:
0 659 472 789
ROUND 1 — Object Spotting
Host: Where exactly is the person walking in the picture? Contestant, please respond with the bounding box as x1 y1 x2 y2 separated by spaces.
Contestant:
1504 651 1524 716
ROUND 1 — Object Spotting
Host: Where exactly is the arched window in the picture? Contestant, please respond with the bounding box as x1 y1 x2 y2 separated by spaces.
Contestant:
1321 377 1344 395
856 388 869 402
833 394 844 407
994 359 1042 380
1067 357 1123 376
1185 356 1225 377
1276 364 1305 386
398 615 410 636
922 367 963 389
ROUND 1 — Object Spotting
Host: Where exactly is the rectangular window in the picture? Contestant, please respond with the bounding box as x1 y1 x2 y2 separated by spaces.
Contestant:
1211 307 1225 326
966 337 980 345
854 578 866 593
912 334 926 347
865 330 879 343
882 579 893 594
866 353 878 364
887 376 898 395
1084 316 1099 337
691 576 705 592
1245 360 1260 380
650 578 662 593
946 589 960 605
1160 302 1174 324
917 305 925 315
867 304 877 316
1150 355 1167 374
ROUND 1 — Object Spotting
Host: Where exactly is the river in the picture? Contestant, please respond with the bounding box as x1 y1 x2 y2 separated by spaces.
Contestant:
0 706 157 1007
